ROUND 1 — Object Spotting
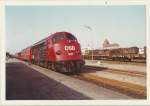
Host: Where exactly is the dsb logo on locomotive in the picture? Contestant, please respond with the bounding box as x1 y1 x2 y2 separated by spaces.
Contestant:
64 46 75 51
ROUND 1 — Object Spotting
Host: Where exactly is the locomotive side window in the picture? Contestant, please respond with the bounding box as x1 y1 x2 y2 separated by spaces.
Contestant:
52 34 65 44
66 34 76 40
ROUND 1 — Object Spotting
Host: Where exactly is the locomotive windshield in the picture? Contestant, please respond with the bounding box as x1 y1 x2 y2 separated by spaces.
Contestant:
52 34 65 44
66 33 76 40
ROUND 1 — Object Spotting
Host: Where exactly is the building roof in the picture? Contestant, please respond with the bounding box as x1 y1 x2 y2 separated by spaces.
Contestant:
102 39 120 49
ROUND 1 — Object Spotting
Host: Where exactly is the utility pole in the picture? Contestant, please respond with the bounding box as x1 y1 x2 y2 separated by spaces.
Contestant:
91 47 93 60
82 25 94 60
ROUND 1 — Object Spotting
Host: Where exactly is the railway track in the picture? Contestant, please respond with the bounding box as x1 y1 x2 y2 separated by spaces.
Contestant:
98 60 146 66
69 65 146 99
84 65 146 78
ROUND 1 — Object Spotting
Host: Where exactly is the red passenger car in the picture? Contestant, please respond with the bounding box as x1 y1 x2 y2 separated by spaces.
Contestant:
20 47 32 61
15 52 22 59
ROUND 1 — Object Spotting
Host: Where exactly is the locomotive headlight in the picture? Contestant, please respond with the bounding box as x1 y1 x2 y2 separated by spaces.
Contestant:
56 50 62 55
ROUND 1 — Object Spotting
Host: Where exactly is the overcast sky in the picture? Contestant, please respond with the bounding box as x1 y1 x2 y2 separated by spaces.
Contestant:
6 6 146 54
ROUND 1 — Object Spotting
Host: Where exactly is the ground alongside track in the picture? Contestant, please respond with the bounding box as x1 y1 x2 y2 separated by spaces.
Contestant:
6 62 90 100
6 59 133 100
81 61 146 99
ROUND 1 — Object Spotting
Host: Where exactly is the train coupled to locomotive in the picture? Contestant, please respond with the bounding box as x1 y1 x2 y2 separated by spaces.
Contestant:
16 32 85 75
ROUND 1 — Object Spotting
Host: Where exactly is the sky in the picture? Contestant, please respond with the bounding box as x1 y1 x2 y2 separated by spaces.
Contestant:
6 6 146 54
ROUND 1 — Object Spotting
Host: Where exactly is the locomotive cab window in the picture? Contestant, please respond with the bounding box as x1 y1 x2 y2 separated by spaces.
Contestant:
52 34 65 44
66 34 76 40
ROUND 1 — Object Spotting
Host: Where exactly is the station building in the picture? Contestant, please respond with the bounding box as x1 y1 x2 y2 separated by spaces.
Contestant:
103 39 120 49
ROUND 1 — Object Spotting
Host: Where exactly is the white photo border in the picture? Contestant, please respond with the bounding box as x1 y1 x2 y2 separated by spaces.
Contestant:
0 0 150 105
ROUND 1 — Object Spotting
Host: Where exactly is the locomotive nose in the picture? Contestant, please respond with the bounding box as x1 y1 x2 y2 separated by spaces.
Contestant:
54 42 81 61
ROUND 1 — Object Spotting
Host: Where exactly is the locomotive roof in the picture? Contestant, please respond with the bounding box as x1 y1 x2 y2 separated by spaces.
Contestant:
49 31 74 38
20 32 75 51
32 37 47 47
32 31 75 46
32 32 63 46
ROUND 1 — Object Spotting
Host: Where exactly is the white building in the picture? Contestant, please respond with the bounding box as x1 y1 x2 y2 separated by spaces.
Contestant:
102 39 120 49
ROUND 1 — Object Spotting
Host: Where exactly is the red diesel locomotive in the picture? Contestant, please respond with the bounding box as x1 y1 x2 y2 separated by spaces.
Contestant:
16 32 84 74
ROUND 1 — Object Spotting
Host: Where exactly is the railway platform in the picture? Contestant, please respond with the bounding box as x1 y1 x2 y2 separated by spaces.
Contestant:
6 58 133 100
